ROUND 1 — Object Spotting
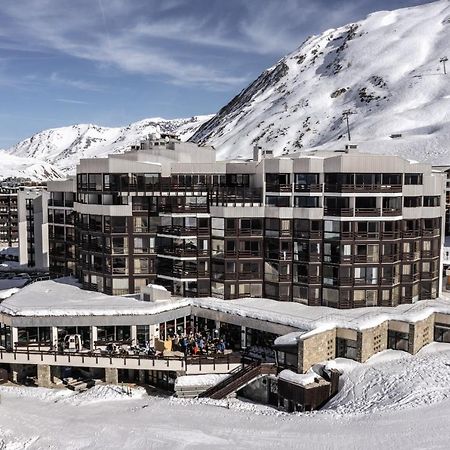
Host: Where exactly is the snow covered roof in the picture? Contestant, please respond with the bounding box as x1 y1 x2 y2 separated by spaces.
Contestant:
2 280 450 343
278 369 324 387
0 279 189 317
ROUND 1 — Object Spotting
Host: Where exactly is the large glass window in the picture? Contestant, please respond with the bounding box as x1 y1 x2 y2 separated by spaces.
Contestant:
294 196 320 208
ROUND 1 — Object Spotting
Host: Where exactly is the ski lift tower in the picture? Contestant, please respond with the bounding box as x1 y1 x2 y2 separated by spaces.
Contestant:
440 56 448 75
342 110 356 141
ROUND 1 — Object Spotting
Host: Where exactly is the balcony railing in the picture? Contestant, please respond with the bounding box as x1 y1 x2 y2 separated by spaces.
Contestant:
382 208 402 216
294 184 322 192
157 225 198 236
324 208 353 217
325 184 402 193
265 184 292 193
355 208 380 217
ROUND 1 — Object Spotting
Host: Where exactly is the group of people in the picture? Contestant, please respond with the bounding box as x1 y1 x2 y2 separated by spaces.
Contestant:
170 331 227 356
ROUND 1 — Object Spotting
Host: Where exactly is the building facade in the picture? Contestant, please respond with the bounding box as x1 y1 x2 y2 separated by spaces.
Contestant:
17 188 50 269
0 186 19 248
47 136 446 308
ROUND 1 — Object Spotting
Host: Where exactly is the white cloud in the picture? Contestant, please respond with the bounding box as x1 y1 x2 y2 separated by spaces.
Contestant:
0 0 405 89
55 98 89 104
49 73 102 91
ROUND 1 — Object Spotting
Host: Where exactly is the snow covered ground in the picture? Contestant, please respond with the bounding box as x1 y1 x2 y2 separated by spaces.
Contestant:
2 343 450 449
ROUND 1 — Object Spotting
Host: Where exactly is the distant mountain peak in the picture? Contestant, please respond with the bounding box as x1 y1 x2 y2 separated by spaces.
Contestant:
5 115 213 179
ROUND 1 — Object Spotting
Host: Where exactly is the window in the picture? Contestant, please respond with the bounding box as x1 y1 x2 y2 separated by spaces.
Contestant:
355 267 378 284
134 257 153 274
265 196 290 207
354 289 378 306
382 173 402 185
404 196 422 207
322 288 338 306
404 173 423 185
383 197 401 210
212 218 224 237
423 196 440 207
294 196 320 208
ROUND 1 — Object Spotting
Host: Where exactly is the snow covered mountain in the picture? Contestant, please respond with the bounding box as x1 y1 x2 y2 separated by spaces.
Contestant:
1 154 64 181
4 116 212 177
191 0 450 165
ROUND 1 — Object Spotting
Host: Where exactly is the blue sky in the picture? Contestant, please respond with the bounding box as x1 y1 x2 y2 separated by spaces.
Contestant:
0 0 434 148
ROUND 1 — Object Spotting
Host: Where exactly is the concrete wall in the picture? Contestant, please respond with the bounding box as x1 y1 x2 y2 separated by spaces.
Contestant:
298 329 336 373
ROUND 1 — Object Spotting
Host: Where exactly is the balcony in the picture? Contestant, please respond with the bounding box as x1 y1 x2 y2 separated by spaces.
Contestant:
324 208 353 217
239 272 263 280
381 277 400 285
325 184 402 193
402 252 420 261
382 208 402 216
355 208 380 217
157 225 198 237
265 183 292 193
401 274 420 282
381 254 400 263
158 268 198 279
423 229 440 237
294 184 322 193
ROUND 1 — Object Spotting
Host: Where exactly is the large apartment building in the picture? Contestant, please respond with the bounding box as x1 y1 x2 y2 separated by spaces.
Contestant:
47 135 446 308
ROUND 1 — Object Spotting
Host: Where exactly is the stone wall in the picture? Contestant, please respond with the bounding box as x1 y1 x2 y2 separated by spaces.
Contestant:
409 315 435 354
358 322 389 363
298 329 336 373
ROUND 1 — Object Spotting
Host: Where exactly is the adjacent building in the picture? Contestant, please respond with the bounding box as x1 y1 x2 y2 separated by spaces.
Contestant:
0 186 19 248
45 135 446 308
17 187 50 269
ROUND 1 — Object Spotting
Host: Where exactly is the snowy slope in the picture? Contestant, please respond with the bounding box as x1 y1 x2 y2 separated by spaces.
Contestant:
6 115 212 175
2 344 450 448
191 0 450 164
0 153 63 181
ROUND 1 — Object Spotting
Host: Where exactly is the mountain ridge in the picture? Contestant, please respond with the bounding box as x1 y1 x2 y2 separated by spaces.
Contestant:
2 115 212 180
190 0 450 164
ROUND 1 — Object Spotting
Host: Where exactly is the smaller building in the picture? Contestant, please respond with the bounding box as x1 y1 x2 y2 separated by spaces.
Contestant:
17 188 50 269
0 186 19 248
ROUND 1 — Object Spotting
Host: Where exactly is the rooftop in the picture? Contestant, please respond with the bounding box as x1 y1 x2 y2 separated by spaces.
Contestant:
1 280 450 344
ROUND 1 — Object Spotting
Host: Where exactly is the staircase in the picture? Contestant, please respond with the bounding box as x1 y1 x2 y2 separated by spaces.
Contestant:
199 360 277 400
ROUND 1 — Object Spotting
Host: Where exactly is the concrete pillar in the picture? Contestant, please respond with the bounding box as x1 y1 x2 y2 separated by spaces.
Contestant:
149 325 157 347
11 327 18 349
9 363 24 383
138 370 146 384
164 321 167 340
105 367 118 384
241 326 247 349
91 326 98 350
131 325 137 346
51 327 58 350
37 364 52 388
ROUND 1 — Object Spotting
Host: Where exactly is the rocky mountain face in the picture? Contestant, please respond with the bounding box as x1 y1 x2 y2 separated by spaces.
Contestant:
2 116 212 179
191 0 450 165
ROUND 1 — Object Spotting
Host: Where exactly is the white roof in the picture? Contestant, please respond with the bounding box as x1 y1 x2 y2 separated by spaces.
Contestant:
2 280 450 344
0 279 189 317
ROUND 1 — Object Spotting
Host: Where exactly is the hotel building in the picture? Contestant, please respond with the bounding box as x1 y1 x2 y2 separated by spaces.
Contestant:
46 135 446 308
